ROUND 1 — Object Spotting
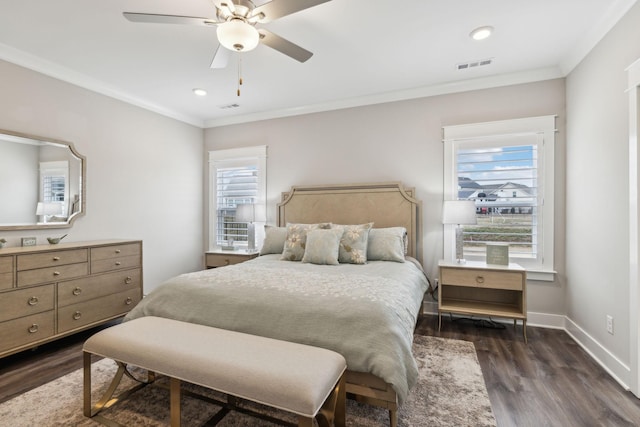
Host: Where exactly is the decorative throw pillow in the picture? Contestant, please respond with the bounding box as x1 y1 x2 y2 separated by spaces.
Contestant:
281 223 331 261
301 229 343 265
332 223 373 264
259 225 288 255
367 227 407 262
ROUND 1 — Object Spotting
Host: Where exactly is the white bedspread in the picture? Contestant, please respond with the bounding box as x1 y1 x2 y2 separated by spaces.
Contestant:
124 254 428 404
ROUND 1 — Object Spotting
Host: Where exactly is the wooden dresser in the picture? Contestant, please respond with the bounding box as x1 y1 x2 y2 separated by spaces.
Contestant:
0 239 142 358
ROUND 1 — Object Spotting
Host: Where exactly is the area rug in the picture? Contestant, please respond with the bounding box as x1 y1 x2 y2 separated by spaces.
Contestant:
0 335 496 427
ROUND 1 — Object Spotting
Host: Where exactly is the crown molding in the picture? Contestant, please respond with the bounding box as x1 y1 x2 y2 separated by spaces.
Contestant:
559 0 639 75
0 42 204 128
204 67 564 128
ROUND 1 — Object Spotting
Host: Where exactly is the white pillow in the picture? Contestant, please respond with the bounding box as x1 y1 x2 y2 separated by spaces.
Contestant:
301 229 343 265
367 227 407 262
259 225 288 255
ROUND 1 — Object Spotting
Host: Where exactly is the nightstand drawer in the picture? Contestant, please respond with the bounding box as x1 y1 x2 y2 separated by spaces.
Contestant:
440 267 523 291
206 252 258 268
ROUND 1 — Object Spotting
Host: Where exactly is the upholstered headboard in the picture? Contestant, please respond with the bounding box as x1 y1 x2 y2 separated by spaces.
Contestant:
277 182 422 261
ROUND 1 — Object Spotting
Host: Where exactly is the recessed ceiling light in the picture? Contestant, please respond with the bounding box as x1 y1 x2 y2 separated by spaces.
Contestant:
470 26 493 41
193 88 207 96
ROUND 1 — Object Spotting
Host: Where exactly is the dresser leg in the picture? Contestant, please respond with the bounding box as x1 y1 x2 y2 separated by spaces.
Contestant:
438 313 442 331
523 320 528 343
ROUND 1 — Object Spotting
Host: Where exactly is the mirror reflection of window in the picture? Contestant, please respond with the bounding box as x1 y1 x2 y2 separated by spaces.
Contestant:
39 161 69 222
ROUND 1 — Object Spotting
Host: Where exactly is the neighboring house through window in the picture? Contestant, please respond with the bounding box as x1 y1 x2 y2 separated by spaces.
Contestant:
443 116 556 280
208 146 267 250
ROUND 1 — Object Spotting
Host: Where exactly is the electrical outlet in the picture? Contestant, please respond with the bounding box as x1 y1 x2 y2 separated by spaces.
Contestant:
606 315 614 335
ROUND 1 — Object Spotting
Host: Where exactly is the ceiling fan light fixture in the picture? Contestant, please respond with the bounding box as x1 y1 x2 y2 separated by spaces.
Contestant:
470 26 493 41
217 19 259 52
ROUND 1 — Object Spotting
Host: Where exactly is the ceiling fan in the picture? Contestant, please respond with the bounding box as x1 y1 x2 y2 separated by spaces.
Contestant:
123 0 332 69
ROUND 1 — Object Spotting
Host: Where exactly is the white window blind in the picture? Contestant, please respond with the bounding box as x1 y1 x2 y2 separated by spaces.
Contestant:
443 116 556 280
209 146 267 249
215 166 257 245
457 138 539 261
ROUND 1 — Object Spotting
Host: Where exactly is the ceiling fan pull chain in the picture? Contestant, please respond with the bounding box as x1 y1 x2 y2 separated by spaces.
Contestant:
237 54 243 96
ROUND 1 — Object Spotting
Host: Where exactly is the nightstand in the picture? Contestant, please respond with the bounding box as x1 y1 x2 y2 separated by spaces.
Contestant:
438 260 527 342
205 249 259 268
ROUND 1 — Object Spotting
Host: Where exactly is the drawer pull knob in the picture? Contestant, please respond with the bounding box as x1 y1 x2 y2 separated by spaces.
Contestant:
125 297 133 305
73 311 82 320
224 259 230 266
115 261 122 266
53 271 60 276
28 296 39 306
125 276 133 284
476 276 485 284
28 324 39 334
115 249 121 254
72 287 82 296
52 256 60 261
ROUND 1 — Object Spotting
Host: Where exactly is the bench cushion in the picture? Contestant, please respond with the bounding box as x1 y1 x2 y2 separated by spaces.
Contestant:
83 316 346 418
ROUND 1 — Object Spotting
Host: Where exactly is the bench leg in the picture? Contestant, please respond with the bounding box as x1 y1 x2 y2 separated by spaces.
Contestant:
298 416 314 427
315 372 346 427
170 377 181 427
84 352 130 418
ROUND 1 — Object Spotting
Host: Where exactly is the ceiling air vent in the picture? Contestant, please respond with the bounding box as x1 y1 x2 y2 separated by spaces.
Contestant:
220 103 240 110
457 58 493 71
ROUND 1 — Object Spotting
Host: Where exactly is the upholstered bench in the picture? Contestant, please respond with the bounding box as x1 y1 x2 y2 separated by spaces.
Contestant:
83 316 347 427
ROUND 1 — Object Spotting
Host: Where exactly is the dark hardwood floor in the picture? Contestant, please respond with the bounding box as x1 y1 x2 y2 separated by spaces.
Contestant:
2 316 640 426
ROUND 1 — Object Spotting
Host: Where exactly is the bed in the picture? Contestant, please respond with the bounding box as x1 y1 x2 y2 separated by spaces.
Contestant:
125 182 427 427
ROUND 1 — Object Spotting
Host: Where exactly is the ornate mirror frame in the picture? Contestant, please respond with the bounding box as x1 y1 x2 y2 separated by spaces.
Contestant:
0 129 86 231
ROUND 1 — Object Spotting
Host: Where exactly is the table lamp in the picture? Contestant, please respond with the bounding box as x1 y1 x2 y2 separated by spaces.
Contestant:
442 200 477 263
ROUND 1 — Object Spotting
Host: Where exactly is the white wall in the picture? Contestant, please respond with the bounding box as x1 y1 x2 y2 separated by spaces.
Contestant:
565 1 640 383
0 59 204 293
204 78 567 315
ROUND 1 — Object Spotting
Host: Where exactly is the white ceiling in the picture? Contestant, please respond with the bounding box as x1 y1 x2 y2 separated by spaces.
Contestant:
0 0 636 128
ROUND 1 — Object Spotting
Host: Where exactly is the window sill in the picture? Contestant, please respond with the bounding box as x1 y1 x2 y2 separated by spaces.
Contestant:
526 269 557 282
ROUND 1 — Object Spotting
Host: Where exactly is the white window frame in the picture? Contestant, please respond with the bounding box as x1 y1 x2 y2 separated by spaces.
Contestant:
208 145 267 250
443 116 556 281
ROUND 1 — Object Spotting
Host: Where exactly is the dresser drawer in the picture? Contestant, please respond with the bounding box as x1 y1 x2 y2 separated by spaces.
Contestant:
0 256 13 290
17 262 89 287
17 249 88 271
0 311 55 354
91 255 141 274
91 243 141 261
58 268 141 307
58 290 142 333
0 284 55 322
440 267 523 291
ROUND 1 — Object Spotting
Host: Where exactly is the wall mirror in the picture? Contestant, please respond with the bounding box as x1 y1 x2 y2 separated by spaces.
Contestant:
0 129 85 230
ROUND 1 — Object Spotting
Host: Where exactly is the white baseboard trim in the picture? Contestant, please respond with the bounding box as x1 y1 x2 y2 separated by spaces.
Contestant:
564 316 631 391
421 304 632 391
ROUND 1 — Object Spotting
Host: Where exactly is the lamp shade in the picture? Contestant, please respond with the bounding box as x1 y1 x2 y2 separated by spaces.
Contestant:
235 203 255 222
36 202 63 216
442 200 477 225
217 19 260 52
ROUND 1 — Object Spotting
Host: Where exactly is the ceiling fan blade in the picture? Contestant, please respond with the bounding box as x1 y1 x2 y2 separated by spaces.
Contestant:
211 44 231 69
123 12 218 26
259 29 313 63
253 0 332 23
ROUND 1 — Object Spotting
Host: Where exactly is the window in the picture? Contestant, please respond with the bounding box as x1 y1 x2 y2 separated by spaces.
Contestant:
443 116 556 280
39 161 68 219
209 146 267 249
